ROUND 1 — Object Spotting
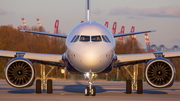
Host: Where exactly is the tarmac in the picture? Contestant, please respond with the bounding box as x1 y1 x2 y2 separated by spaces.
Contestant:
0 79 180 101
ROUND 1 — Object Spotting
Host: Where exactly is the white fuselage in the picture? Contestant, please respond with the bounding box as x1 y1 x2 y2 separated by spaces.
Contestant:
65 22 115 73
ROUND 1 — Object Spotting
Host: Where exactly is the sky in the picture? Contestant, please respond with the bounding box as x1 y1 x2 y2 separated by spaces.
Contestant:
0 0 180 49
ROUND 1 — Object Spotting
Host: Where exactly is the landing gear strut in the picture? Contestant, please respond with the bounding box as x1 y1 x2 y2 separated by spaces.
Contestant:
36 63 54 94
124 64 143 94
84 71 97 96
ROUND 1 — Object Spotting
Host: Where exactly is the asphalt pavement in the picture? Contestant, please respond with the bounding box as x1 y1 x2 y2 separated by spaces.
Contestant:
0 79 180 101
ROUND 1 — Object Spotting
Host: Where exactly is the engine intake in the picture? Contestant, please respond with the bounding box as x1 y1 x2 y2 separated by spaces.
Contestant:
145 58 175 88
4 58 35 88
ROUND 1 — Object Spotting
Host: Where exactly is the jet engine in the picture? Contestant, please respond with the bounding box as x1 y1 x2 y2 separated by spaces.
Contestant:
4 58 35 88
145 57 175 88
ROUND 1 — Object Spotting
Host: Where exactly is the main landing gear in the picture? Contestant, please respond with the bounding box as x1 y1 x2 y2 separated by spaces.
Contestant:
36 63 54 94
84 71 97 96
124 64 143 94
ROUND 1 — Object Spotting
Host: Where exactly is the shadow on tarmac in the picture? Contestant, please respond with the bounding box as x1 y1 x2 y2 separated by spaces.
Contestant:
60 81 108 93
1 81 179 94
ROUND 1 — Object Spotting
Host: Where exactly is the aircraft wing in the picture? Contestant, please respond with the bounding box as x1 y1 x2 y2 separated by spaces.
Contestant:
113 30 156 38
115 50 180 65
0 50 64 66
20 30 67 38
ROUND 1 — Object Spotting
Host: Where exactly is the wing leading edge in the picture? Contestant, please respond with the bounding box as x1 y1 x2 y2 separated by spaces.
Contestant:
115 51 180 65
20 30 67 38
113 30 156 38
0 50 64 65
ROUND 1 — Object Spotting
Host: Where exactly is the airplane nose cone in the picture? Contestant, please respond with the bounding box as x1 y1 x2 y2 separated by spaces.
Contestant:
70 42 114 73
82 51 100 67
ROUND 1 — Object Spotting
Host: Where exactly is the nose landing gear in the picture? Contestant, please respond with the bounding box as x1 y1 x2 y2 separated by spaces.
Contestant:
84 71 97 96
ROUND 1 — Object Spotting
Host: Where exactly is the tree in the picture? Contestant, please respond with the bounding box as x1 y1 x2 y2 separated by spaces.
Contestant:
0 25 66 78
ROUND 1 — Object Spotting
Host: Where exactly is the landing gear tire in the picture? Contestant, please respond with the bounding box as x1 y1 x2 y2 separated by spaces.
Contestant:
47 79 53 94
137 80 143 94
126 80 132 94
91 87 96 96
36 79 41 94
85 87 90 96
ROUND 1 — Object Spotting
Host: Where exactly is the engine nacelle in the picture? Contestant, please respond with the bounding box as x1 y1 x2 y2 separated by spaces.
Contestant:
4 58 35 88
145 57 176 88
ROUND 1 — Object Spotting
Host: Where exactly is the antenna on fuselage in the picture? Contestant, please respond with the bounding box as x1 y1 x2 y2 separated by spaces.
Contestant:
86 0 91 22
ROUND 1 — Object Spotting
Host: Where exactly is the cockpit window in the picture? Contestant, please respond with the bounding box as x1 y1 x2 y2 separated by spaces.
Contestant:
91 36 102 42
74 35 79 42
104 35 111 42
80 36 90 42
102 35 111 43
71 35 79 43
102 35 108 42
71 35 77 43
71 35 110 43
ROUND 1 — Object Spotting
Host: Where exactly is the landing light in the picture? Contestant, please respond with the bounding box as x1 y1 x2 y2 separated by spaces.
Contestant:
86 72 90 77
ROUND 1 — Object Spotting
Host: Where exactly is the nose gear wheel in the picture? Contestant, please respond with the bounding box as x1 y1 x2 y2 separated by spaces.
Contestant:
84 71 97 96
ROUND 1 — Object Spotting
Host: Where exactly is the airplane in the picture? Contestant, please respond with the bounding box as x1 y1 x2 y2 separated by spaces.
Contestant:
0 0 179 96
